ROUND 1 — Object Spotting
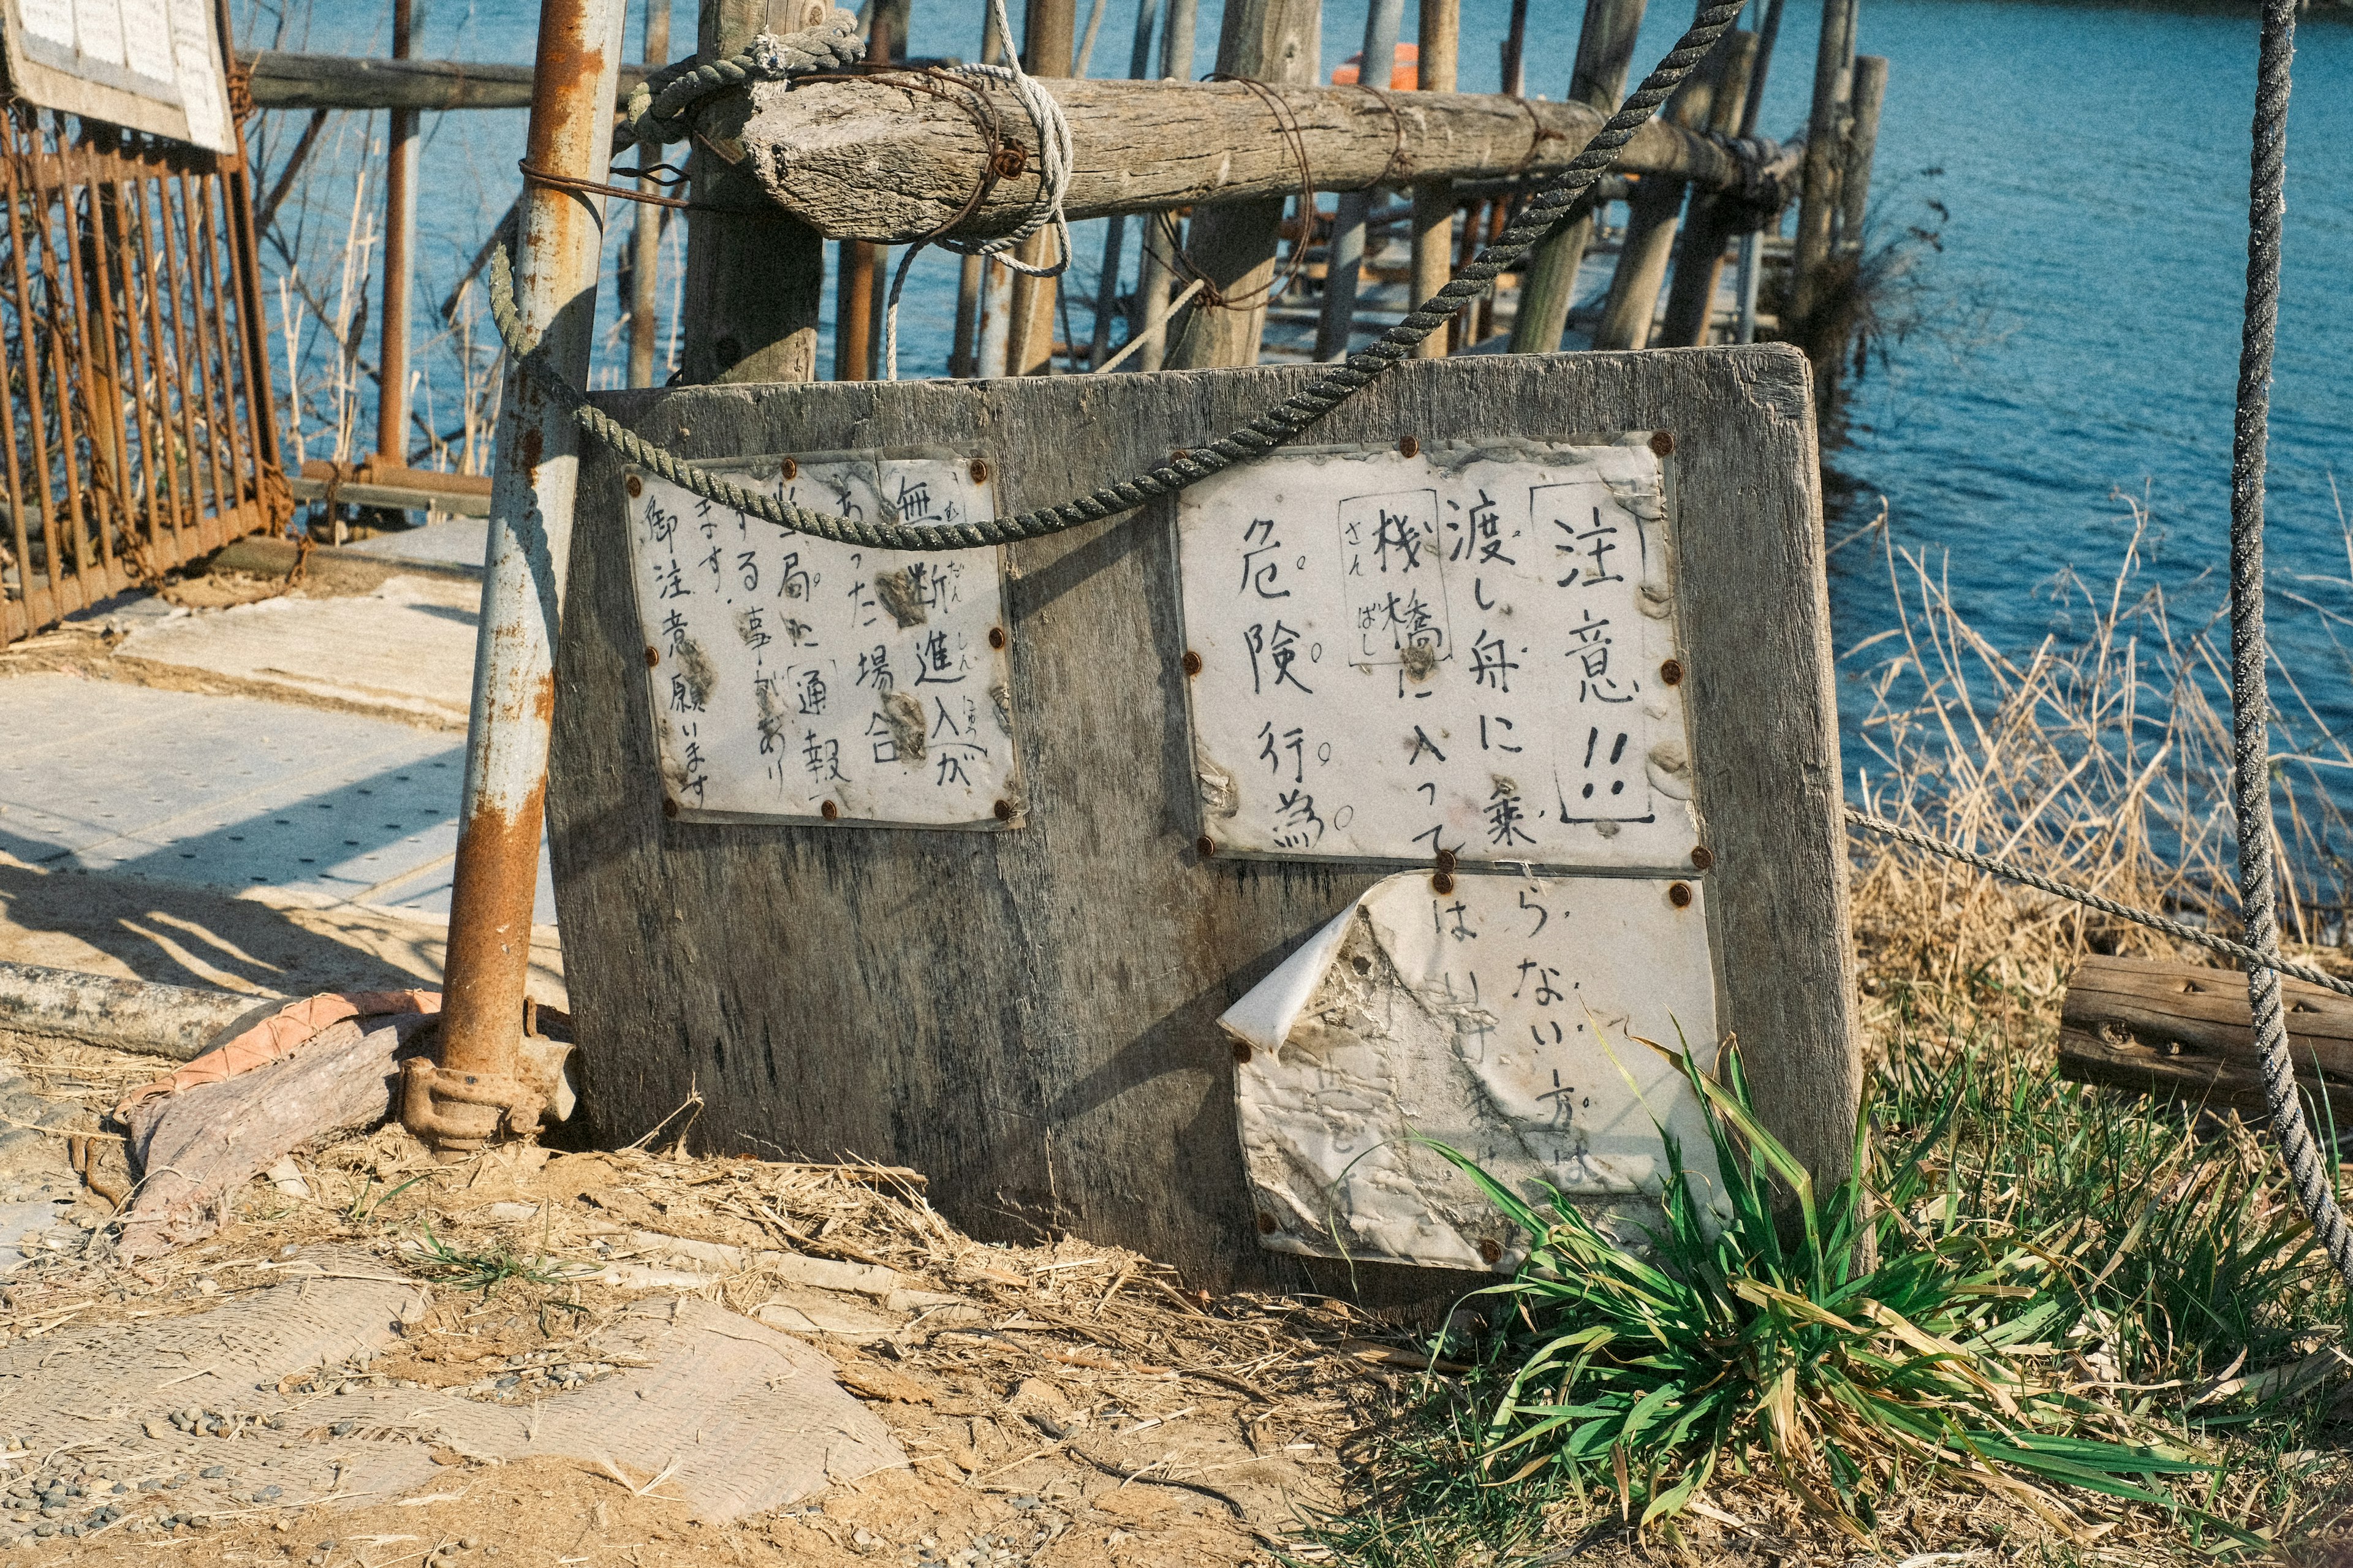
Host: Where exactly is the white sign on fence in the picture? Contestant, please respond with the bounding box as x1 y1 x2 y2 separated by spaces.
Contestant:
5 0 233 151
623 453 1022 828
1175 438 1697 871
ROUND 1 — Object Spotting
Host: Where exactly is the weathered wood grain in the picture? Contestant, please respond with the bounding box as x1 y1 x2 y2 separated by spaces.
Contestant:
737 75 1783 242
2058 954 2353 1121
547 347 1857 1300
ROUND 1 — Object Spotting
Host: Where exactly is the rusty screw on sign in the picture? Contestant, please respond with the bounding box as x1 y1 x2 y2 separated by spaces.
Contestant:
1197 835 1218 859
988 626 1008 650
1433 845 1457 895
1398 435 1420 458
820 800 841 821
412 0 633 1163
969 457 989 483
1668 881 1694 909
781 456 798 480
1660 657 1684 686
1182 650 1202 676
1256 1211 1279 1234
1479 1238 1503 1266
993 799 1015 821
1691 845 1715 871
625 474 642 498
1650 431 1676 456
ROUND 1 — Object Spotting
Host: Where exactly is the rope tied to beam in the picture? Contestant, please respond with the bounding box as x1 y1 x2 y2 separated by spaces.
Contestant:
879 0 1077 381
488 0 1756 550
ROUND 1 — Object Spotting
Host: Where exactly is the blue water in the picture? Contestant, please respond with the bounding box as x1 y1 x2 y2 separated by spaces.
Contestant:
243 0 2353 760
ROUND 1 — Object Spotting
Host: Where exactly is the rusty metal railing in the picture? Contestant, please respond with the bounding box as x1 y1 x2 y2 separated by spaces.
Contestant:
0 105 282 645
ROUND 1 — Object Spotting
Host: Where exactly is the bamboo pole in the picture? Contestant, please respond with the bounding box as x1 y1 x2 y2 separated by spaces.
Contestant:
629 0 670 387
1406 0 1455 360
1159 0 1320 369
1004 0 1076 374
1311 0 1404 362
1506 0 1645 353
376 0 416 464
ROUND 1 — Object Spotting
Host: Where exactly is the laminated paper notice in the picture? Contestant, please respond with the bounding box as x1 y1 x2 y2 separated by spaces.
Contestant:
624 453 1021 828
1177 439 1696 871
1221 869 1719 1271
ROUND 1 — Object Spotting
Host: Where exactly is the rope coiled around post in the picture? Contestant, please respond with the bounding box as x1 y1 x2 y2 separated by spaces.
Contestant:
487 0 1754 552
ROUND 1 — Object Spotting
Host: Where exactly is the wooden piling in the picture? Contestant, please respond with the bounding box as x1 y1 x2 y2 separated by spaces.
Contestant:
1126 0 1196 371
628 0 670 385
1654 30 1760 348
1162 0 1322 370
1788 0 1857 336
1407 0 1456 360
1088 0 1163 370
1591 14 1726 352
1506 0 1646 354
1005 0 1077 374
681 0 828 385
833 7 889 379
1311 0 1404 362
1838 54 1887 252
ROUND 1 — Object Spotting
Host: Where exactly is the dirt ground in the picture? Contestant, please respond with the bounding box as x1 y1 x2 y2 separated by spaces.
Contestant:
0 1031 1408 1568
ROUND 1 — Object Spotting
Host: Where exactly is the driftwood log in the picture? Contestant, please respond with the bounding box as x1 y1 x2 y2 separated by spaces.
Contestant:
2057 955 2353 1122
240 51 651 111
0 960 274 1060
732 75 1798 242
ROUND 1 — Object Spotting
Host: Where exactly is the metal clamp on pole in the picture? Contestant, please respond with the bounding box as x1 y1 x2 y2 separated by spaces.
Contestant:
411 0 630 1161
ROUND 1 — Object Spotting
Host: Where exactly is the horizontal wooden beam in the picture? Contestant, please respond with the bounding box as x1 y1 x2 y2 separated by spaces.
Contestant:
2056 953 2353 1122
737 75 1796 243
240 50 652 111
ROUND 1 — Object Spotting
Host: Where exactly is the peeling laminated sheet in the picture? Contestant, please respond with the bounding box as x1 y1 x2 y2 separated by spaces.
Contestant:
1221 870 1719 1271
0 1248 904 1521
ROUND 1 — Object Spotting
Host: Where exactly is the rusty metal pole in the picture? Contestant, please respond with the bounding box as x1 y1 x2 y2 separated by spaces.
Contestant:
376 0 417 468
408 0 629 1160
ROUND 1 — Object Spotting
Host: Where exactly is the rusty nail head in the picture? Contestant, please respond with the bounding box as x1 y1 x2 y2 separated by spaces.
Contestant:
1660 656 1684 686
991 145 1027 178
1479 1238 1502 1265
993 798 1015 821
988 626 1007 650
1399 435 1420 458
1182 650 1203 676
1433 871 1455 895
1669 881 1694 908
780 456 798 480
1197 835 1217 859
625 474 642 498
969 456 988 482
1691 845 1715 871
1436 847 1458 874
1650 431 1675 456
662 797 680 819
644 645 659 668
820 800 841 822
1232 1040 1252 1064
1255 1211 1278 1234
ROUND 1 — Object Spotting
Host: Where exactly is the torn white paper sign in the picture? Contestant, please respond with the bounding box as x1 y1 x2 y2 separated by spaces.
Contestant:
1222 869 1719 1272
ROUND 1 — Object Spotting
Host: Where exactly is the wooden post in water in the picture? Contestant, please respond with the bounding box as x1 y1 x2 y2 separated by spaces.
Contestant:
681 0 828 384
1654 30 1759 347
833 4 891 379
1836 54 1886 253
1004 0 1076 375
1591 16 1726 352
1088 0 1162 370
950 0 1006 376
1729 0 1784 346
629 0 671 385
1788 0 1857 336
1162 0 1322 369
376 0 416 464
1128 0 1197 370
1507 0 1646 354
1406 0 1455 359
1311 0 1404 362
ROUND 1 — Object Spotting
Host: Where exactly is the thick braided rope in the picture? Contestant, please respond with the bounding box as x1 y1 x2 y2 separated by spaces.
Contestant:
616 10 866 156
489 0 1751 551
2228 0 2353 1286
1844 808 2353 1003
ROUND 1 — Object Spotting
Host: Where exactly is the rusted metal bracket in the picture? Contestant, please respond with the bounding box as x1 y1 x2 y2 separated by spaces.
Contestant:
399 1058 545 1157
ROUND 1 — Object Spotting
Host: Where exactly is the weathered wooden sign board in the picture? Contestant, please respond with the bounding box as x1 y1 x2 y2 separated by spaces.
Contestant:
1 0 233 150
550 349 1857 1299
